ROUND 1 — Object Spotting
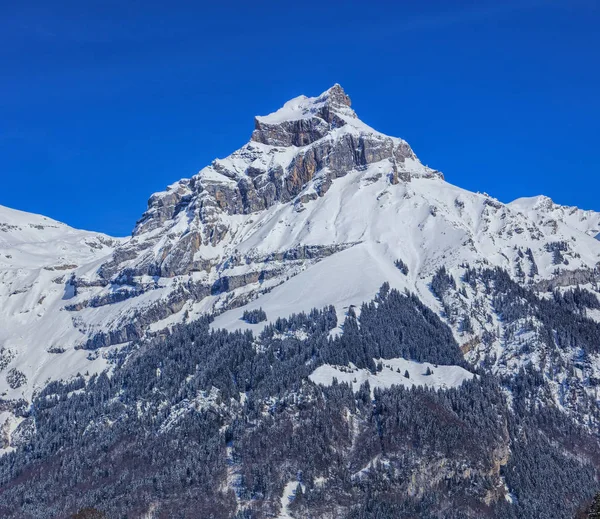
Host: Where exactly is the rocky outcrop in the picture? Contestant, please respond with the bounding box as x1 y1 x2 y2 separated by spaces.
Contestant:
211 270 276 295
67 241 358 350
79 285 201 350
65 287 145 311
133 181 193 235
262 243 357 262
535 266 600 292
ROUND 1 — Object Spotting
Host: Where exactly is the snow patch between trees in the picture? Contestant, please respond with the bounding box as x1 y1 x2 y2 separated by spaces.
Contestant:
277 481 304 519
309 358 473 394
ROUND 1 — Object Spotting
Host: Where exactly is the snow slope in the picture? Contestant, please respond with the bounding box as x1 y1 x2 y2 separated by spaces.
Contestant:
212 165 600 333
0 205 123 400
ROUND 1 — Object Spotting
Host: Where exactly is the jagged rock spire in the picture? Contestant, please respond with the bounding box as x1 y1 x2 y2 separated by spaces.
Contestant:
322 83 352 109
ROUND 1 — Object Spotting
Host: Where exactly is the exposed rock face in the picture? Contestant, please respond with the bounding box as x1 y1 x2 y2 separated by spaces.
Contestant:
535 266 600 292
250 84 353 146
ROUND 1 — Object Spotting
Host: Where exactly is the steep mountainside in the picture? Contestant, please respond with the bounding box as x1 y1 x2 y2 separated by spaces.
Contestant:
1 85 600 518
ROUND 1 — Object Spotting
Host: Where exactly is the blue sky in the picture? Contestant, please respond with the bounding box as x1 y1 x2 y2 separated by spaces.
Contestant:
2 0 599 236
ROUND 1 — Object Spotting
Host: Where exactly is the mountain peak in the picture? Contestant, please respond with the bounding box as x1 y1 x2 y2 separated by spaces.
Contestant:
251 84 357 146
320 83 352 109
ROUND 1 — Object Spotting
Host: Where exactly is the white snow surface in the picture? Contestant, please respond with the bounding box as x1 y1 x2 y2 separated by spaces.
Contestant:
211 166 600 334
276 481 304 519
309 358 474 394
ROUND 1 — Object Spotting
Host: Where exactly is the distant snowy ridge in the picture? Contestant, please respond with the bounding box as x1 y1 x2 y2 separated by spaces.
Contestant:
0 205 122 404
509 195 600 239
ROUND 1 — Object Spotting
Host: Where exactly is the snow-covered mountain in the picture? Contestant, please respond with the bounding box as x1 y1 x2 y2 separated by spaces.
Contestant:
2 83 600 410
3 85 600 518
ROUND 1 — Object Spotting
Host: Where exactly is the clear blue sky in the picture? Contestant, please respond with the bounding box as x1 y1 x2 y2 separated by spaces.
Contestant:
2 0 599 236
